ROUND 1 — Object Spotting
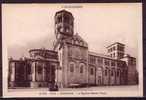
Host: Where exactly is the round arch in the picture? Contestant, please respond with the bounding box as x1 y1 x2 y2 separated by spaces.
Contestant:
79 63 85 74
69 62 76 73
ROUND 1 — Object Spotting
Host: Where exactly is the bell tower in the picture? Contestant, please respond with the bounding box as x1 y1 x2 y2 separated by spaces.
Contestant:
106 42 125 59
54 10 88 88
55 10 74 40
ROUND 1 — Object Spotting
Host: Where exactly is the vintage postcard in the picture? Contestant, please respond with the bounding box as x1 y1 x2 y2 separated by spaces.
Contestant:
2 3 143 97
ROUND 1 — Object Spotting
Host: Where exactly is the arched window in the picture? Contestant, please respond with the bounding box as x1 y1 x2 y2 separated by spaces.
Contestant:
90 68 94 75
97 67 102 75
105 68 108 76
111 69 114 76
70 62 75 72
80 64 84 73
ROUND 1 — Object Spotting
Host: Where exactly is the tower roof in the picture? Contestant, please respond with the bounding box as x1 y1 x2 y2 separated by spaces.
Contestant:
106 42 125 48
73 33 84 42
55 9 74 18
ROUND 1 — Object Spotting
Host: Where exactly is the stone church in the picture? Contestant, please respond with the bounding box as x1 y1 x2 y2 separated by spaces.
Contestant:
8 10 138 88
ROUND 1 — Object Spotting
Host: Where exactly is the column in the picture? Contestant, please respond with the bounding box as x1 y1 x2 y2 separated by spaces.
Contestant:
11 64 15 82
24 63 27 82
10 62 15 87
42 63 45 82
30 62 36 88
108 69 110 85
49 64 51 82
32 62 36 81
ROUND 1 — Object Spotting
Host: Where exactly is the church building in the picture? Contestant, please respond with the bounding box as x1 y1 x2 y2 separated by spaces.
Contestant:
8 10 138 89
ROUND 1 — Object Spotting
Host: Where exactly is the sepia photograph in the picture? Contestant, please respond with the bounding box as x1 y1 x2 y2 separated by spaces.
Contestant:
2 3 143 97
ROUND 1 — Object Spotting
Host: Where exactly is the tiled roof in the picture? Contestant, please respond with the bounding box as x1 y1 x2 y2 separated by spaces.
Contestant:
65 33 88 47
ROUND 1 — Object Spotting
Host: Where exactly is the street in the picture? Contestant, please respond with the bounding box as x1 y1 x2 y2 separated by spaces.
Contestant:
5 85 142 97
8 85 139 92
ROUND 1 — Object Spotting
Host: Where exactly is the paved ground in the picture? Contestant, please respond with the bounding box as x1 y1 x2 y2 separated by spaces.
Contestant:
5 85 142 97
60 85 138 91
8 85 138 92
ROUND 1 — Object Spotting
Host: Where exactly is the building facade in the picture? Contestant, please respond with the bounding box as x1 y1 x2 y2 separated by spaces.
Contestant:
8 10 138 89
8 49 59 88
54 10 138 88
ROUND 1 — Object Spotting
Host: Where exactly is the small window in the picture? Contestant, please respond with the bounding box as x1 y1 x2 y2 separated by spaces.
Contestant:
80 65 84 73
90 68 94 75
117 45 120 51
90 55 96 64
113 53 115 57
58 16 62 23
70 64 74 72
64 16 70 23
104 60 110 66
105 69 107 76
111 70 114 76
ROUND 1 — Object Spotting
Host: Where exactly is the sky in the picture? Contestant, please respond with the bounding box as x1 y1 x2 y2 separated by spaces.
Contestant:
2 3 142 59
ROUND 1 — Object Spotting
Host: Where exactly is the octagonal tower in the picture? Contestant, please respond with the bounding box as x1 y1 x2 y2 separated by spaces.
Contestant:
55 10 74 41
